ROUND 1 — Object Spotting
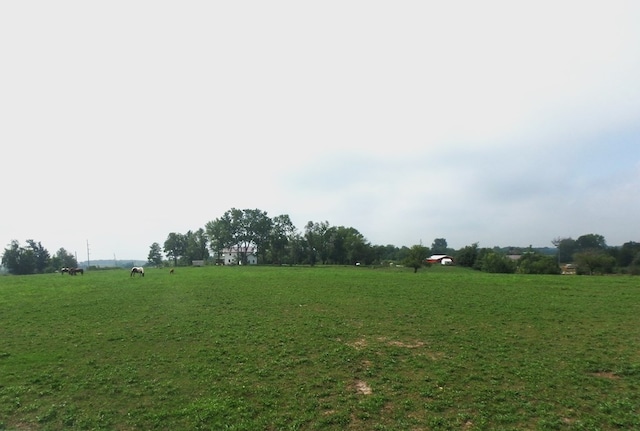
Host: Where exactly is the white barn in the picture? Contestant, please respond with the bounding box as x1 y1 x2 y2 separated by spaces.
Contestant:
426 254 454 265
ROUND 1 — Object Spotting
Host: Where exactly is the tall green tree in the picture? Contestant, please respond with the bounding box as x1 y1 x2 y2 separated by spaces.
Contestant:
431 238 448 254
617 241 640 268
164 233 187 266
574 250 615 275
268 214 296 264
51 248 77 270
243 209 272 264
205 216 233 264
404 244 430 273
148 242 163 266
206 208 272 265
2 240 36 275
287 232 307 265
304 221 331 265
327 226 369 265
477 250 516 273
223 208 251 265
552 237 576 264
455 243 479 268
516 250 560 274
629 252 640 275
575 233 607 252
370 244 401 264
184 229 209 263
26 239 50 274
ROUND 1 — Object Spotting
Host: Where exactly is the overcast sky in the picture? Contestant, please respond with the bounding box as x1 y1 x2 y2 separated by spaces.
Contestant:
2 1 639 261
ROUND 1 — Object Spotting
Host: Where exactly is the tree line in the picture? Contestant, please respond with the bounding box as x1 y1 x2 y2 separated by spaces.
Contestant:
1 240 77 275
3 207 640 275
147 209 640 275
454 233 640 275
149 208 403 268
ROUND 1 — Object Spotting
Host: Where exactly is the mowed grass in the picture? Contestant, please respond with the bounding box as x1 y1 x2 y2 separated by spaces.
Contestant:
1 266 639 430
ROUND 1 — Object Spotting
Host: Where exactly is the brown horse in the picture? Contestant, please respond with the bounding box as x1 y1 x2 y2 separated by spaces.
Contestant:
69 267 84 275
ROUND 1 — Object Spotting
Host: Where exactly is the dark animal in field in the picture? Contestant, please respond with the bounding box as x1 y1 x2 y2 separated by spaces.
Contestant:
131 266 145 277
169 268 174 275
69 267 84 275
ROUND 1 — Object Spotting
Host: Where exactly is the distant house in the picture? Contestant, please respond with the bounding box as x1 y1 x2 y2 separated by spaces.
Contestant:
218 246 258 265
426 254 454 265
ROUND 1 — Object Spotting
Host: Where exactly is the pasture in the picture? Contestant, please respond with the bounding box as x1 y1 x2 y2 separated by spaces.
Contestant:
1 266 639 430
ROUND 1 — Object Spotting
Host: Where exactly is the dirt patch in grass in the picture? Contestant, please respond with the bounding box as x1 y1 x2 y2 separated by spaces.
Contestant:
347 336 428 350
348 338 368 350
346 336 445 360
382 338 425 348
354 379 372 395
591 371 620 379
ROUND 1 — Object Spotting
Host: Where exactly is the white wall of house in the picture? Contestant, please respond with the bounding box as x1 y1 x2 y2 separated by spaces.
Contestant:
219 246 258 265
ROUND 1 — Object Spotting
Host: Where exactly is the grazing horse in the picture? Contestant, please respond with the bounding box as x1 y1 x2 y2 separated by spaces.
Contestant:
69 267 84 275
61 267 70 274
131 266 145 277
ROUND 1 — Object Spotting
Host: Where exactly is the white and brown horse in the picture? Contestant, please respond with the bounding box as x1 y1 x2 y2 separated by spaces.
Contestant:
130 266 145 277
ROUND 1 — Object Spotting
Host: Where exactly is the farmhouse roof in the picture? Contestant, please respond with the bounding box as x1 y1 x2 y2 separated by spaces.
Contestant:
426 254 454 262
223 245 257 253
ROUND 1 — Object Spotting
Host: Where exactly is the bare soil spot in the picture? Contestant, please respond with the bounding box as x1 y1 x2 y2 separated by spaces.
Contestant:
354 379 372 395
592 371 620 379
346 337 445 360
386 340 425 348
348 338 368 350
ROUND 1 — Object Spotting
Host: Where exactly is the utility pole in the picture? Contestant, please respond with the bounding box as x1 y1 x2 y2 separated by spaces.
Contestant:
86 240 91 269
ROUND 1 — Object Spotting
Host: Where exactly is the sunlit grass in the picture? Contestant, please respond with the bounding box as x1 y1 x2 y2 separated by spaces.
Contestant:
1 266 639 430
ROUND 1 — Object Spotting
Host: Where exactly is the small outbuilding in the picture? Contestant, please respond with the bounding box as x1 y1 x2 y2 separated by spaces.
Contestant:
426 254 455 265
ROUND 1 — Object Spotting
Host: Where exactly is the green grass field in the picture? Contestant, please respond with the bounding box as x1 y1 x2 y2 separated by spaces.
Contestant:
1 266 639 430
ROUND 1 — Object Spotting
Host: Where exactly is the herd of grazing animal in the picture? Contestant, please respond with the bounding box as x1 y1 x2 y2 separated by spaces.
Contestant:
61 266 175 277
60 267 84 275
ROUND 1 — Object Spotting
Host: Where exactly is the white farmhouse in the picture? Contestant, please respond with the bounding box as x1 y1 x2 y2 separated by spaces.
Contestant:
218 246 258 265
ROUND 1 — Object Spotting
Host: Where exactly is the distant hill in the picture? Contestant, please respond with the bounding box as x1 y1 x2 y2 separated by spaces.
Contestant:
79 259 146 268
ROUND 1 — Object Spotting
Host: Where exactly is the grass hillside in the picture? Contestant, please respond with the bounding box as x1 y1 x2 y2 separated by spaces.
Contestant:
1 266 639 430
